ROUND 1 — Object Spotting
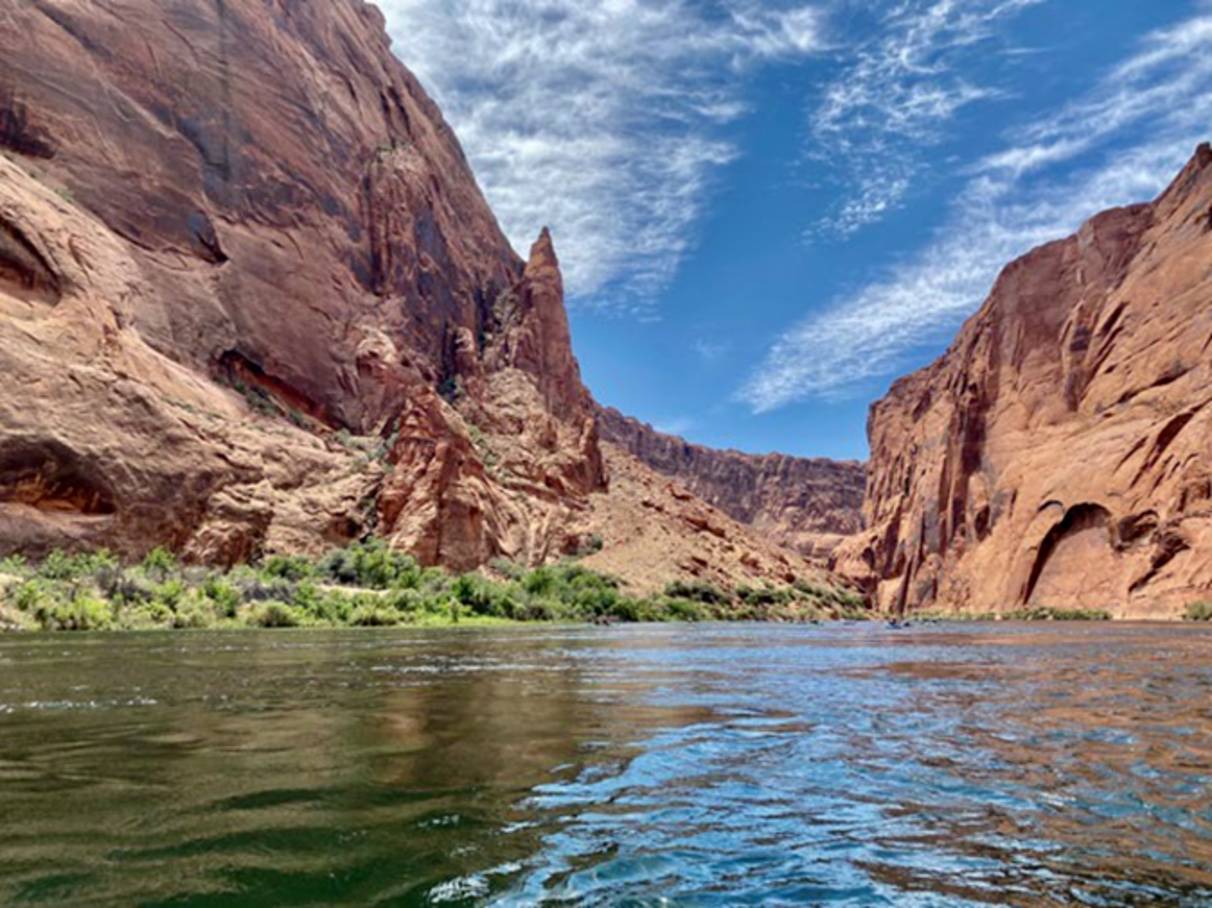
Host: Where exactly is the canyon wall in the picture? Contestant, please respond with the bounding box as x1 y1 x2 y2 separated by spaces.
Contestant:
835 146 1212 618
0 0 845 593
598 408 865 557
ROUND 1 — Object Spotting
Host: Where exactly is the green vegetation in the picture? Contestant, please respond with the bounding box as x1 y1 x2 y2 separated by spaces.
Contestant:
1003 606 1112 621
1185 601 1212 622
916 605 1112 622
0 540 868 633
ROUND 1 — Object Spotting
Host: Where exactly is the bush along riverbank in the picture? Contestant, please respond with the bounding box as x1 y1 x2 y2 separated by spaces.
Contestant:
0 542 869 632
914 606 1114 622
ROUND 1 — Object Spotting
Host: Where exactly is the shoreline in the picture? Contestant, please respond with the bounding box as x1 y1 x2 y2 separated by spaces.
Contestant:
3 545 1206 634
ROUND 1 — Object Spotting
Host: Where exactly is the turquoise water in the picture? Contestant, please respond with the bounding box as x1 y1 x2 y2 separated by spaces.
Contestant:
0 623 1209 905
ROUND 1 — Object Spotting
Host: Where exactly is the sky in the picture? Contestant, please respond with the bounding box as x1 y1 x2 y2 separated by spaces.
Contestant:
377 0 1212 461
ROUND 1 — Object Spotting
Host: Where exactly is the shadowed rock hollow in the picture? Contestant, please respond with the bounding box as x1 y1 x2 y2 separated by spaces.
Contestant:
835 146 1212 618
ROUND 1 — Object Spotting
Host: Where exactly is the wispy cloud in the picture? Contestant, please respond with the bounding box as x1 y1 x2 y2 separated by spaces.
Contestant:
742 11 1212 412
377 0 823 310
693 338 731 362
807 0 1044 237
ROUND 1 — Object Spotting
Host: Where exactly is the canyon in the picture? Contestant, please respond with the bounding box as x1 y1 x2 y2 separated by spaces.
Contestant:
3 0 1211 618
0 0 855 595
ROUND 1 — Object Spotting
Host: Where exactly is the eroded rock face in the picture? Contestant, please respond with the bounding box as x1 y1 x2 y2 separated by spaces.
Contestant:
1 0 521 434
0 0 841 592
835 146 1212 618
0 0 599 566
597 409 866 557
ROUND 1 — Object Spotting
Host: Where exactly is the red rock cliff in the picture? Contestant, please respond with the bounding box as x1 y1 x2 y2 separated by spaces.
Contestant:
0 0 848 593
0 0 603 567
597 408 865 557
835 146 1212 618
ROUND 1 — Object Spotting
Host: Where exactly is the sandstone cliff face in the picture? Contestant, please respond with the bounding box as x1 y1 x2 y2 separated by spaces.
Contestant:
836 146 1212 618
0 0 605 568
0 0 839 593
597 408 865 557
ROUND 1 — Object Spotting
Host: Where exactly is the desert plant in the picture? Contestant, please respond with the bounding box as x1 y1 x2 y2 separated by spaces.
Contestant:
33 595 113 632
1185 601 1212 621
664 579 730 606
0 554 28 576
661 597 707 622
250 601 304 628
141 547 179 581
201 576 242 619
261 554 315 582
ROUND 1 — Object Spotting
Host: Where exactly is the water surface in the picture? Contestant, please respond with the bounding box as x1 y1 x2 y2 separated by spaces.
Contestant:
0 623 1209 905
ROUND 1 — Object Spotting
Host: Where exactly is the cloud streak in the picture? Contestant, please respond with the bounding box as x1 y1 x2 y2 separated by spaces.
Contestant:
377 0 823 309
807 0 1045 237
742 10 1212 411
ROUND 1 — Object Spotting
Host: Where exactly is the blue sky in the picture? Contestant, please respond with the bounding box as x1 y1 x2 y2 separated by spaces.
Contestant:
378 0 1212 460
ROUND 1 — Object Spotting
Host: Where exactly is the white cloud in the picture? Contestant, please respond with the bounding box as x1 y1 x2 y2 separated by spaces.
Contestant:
693 338 731 362
377 0 823 310
741 11 1212 412
808 0 1045 236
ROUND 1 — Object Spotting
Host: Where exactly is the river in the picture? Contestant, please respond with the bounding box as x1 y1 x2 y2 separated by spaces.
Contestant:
0 623 1209 905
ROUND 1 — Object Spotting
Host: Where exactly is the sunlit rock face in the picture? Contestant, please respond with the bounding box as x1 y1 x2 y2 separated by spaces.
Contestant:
835 146 1212 618
596 408 866 559
0 0 847 591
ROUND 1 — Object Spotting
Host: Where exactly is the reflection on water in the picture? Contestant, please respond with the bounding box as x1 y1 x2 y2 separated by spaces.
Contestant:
0 623 1209 905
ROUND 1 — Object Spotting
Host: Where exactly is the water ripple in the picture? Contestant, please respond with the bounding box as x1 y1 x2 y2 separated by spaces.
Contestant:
0 623 1208 905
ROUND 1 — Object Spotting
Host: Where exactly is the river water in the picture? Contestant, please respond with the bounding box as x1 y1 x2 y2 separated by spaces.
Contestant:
0 623 1209 906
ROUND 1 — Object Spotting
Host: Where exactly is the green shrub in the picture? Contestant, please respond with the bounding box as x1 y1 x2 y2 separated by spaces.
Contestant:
604 596 660 623
661 597 707 622
452 574 520 618
291 584 356 625
261 554 315 582
117 600 175 630
515 597 561 622
236 574 297 603
1004 606 1110 621
34 596 114 632
201 577 242 618
151 579 187 612
664 579 730 605
37 549 118 582
141 547 178 581
172 592 219 629
35 550 76 581
249 601 304 628
521 565 558 598
0 554 28 576
318 539 419 590
737 585 792 607
566 582 621 618
1185 602 1212 621
349 604 401 627
13 580 53 613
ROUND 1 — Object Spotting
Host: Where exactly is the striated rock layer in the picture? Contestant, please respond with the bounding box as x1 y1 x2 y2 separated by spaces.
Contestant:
0 0 844 592
597 408 865 557
835 146 1212 618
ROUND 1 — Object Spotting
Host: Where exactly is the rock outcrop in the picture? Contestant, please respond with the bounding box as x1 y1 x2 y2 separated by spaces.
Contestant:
836 146 1212 618
597 408 865 557
0 0 849 593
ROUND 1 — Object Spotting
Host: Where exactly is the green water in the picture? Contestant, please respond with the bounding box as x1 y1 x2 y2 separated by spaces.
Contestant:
0 623 1209 905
